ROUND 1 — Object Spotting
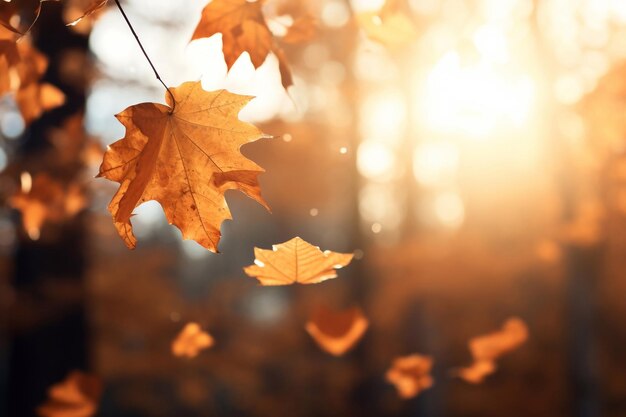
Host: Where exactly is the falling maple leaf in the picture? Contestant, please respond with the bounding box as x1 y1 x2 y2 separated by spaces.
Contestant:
305 306 369 356
386 354 434 399
191 0 314 89
37 371 102 417
456 317 529 384
9 172 86 241
172 322 214 358
98 81 269 252
243 237 354 286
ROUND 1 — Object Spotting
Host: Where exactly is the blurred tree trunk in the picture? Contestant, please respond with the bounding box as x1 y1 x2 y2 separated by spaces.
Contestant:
7 4 90 417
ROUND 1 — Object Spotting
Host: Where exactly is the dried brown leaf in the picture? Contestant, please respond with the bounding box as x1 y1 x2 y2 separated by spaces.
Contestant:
191 0 306 89
98 81 268 252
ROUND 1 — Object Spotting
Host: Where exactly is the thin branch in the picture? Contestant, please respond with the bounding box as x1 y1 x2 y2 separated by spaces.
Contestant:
113 0 176 112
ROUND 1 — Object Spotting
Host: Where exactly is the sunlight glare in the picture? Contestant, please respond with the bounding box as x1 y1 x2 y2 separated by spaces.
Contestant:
417 51 535 139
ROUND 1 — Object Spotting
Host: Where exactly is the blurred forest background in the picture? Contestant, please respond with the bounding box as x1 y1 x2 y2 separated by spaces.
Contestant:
1 0 626 416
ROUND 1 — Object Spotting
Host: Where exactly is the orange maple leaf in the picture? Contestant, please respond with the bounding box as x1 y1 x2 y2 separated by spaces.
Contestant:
191 0 306 89
243 237 354 286
305 306 369 356
98 81 269 252
456 317 529 384
172 322 214 358
37 371 102 417
386 354 434 399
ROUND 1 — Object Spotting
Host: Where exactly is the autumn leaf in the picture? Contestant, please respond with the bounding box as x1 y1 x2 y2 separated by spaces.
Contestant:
37 371 102 417
243 237 354 286
9 173 87 241
386 354 434 399
0 38 65 123
172 322 214 358
305 306 369 356
456 317 529 384
191 0 313 89
98 81 269 252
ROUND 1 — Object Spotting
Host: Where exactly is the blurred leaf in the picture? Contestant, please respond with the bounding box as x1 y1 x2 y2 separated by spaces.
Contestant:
171 322 214 359
37 371 102 417
456 317 528 384
385 354 434 399
305 305 368 356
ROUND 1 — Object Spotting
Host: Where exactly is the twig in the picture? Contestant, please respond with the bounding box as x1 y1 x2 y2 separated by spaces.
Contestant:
113 0 176 112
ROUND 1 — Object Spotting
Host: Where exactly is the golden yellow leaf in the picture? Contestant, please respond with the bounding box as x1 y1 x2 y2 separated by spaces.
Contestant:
172 322 214 358
98 81 268 252
191 0 296 89
456 317 528 384
305 306 369 356
37 371 102 417
385 354 434 399
243 237 354 286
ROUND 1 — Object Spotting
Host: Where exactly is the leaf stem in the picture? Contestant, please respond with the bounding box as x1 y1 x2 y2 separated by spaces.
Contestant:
113 0 176 112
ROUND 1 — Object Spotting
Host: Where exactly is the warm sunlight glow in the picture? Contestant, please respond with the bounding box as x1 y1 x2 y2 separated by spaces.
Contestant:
417 51 535 139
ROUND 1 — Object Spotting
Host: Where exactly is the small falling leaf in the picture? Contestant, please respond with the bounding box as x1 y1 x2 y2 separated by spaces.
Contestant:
456 317 529 384
97 81 269 252
386 354 434 399
243 236 354 286
305 306 369 356
37 371 102 417
172 322 214 358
